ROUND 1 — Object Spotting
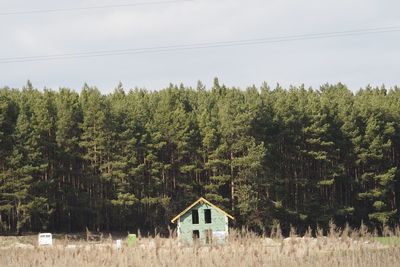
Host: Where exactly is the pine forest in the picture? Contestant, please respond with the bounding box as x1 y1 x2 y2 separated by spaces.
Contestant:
1 79 400 235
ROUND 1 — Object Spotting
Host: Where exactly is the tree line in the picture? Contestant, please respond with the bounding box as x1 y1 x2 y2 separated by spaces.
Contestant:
0 79 399 234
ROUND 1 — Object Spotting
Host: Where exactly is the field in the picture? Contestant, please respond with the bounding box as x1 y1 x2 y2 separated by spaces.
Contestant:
1 228 400 267
374 236 400 246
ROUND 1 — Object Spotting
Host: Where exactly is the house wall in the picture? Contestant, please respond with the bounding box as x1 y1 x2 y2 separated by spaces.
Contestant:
179 202 228 244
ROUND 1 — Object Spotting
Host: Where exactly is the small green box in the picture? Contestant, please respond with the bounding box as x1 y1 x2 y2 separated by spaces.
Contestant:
127 234 137 246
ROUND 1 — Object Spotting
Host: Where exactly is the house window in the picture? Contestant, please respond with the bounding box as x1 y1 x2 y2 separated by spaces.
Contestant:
192 210 199 224
193 230 200 239
204 209 211 224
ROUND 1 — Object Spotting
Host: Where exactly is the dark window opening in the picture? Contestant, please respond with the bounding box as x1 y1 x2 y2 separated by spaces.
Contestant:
192 210 199 224
204 209 212 224
193 230 200 239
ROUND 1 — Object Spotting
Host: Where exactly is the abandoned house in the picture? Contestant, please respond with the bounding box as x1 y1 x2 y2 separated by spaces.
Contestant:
171 197 234 244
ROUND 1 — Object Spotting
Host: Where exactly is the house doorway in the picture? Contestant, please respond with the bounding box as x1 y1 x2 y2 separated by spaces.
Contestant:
204 229 212 244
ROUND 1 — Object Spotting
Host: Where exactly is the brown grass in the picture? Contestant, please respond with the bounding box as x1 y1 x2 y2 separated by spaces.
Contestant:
1 226 400 267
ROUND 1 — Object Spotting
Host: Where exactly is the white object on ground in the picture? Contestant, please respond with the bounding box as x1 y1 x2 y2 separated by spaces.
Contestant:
213 231 227 240
38 233 53 246
116 239 122 249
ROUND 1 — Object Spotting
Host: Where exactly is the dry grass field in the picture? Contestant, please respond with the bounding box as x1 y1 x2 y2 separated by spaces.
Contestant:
1 227 400 267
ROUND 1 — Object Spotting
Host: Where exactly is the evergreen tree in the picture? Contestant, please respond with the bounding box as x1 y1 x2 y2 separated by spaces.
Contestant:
54 88 83 231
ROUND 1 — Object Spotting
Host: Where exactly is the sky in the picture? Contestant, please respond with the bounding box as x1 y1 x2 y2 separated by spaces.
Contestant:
0 0 399 93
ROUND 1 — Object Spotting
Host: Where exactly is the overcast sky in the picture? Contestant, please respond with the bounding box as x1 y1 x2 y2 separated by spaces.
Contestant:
1 0 399 93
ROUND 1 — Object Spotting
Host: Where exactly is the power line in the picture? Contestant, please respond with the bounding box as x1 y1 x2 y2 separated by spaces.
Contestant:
0 0 195 16
1 26 399 64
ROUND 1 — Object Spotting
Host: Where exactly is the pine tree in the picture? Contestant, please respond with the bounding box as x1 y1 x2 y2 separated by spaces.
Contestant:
79 85 112 230
54 88 83 231
0 89 18 232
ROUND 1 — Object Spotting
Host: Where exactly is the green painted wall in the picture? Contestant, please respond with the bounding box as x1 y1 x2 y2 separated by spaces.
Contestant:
178 202 228 245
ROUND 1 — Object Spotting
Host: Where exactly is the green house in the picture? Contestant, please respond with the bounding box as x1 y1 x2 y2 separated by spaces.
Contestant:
171 197 234 244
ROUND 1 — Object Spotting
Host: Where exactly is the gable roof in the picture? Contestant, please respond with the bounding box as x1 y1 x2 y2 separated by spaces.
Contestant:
171 197 234 223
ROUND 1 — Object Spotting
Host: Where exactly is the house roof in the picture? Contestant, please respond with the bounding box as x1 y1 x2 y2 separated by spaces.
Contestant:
170 197 234 223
